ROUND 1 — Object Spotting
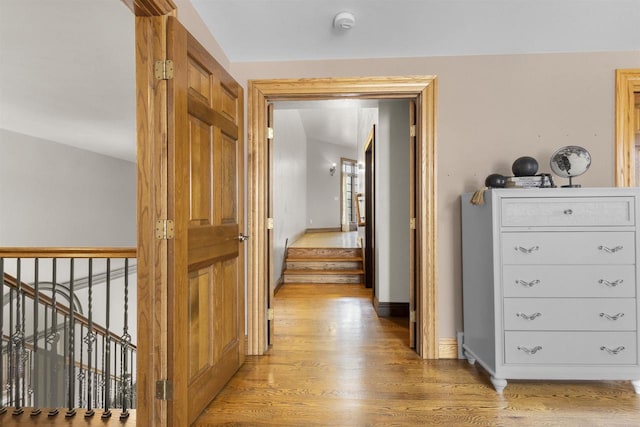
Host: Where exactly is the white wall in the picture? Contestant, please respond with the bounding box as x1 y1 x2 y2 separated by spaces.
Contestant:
375 101 410 303
306 139 357 229
272 109 307 287
231 50 640 340
0 129 136 247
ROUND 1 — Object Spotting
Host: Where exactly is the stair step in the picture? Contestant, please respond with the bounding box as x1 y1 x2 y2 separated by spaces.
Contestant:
286 257 363 262
284 269 364 275
285 260 362 271
286 247 362 259
283 269 364 284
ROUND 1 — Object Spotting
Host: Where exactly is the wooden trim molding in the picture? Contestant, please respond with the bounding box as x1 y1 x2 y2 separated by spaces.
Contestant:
615 69 640 187
135 11 171 427
247 76 438 359
374 299 410 318
438 338 458 359
0 247 136 258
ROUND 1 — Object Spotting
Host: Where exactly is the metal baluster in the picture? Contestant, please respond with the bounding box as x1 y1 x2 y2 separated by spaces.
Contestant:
130 347 135 408
48 259 59 417
30 258 41 416
120 259 131 420
0 258 5 415
43 300 48 408
78 324 84 409
65 259 76 418
102 259 112 418
94 329 98 414
8 284 14 408
12 259 24 415
84 259 95 417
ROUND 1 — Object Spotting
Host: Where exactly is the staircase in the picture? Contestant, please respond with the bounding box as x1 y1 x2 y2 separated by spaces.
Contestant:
283 247 364 284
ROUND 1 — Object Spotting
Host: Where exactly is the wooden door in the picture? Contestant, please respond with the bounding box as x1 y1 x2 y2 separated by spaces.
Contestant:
408 101 417 349
364 126 375 291
166 17 245 425
267 102 275 345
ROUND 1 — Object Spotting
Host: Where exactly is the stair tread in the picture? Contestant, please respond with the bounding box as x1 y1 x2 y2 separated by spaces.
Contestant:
286 257 363 262
284 269 364 275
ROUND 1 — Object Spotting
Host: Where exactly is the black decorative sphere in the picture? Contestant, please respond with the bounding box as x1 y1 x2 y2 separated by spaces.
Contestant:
512 156 539 177
485 173 506 188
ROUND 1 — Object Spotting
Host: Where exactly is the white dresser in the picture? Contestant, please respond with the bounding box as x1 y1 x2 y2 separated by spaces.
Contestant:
461 187 640 393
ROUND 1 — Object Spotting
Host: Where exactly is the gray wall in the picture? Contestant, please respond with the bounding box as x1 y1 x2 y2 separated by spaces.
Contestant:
272 109 307 288
306 139 357 229
375 101 410 303
0 129 136 246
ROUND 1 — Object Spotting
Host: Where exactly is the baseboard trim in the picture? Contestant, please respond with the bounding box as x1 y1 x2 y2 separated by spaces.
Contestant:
274 278 284 295
373 297 410 317
438 338 458 359
305 227 341 233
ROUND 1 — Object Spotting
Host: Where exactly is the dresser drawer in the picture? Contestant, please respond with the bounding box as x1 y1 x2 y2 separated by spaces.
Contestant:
501 232 635 265
503 265 636 298
505 331 637 365
501 197 635 227
503 298 637 331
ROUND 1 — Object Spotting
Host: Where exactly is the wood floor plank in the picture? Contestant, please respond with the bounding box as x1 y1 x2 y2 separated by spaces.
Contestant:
195 283 640 426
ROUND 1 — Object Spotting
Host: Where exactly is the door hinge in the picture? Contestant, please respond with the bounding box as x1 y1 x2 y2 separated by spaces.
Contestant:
409 125 416 138
154 60 174 80
410 310 416 323
155 379 173 400
268 308 274 321
155 219 175 240
267 218 274 230
267 127 274 139
410 218 416 230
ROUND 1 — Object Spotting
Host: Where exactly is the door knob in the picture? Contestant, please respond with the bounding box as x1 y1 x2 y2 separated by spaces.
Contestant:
238 234 249 242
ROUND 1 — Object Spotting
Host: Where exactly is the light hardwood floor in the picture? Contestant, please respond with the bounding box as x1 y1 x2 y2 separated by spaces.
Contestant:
195 283 640 426
290 231 359 249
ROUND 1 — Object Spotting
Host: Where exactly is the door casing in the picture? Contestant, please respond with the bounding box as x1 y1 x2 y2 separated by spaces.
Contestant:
247 77 438 359
615 69 640 186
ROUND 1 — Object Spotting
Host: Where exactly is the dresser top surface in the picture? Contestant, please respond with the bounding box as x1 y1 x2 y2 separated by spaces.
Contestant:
464 187 640 200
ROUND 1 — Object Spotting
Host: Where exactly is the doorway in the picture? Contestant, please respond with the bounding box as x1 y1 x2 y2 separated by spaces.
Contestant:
247 76 438 359
341 158 359 232
615 69 640 186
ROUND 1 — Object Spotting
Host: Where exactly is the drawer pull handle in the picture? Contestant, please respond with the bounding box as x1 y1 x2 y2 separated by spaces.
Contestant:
563 209 573 215
517 312 542 321
517 345 542 355
600 346 626 355
599 279 623 287
600 312 625 321
515 246 539 254
516 279 540 288
598 245 623 254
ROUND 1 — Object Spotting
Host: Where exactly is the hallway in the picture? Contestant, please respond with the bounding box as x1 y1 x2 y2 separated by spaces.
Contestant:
195 284 640 426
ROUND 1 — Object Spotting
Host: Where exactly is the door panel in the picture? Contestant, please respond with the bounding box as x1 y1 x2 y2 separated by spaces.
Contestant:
167 16 244 425
409 100 417 349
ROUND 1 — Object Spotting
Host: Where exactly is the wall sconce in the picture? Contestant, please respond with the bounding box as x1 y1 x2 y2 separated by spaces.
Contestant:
329 163 337 176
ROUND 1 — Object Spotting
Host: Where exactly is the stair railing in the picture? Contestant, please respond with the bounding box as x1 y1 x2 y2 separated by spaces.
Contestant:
0 248 136 420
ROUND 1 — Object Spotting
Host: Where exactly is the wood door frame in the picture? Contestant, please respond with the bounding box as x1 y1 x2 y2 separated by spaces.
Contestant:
134 1 177 426
247 77 439 359
615 69 640 187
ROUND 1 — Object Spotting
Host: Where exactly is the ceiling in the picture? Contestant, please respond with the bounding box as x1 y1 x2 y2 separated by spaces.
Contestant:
1 1 639 162
192 0 640 62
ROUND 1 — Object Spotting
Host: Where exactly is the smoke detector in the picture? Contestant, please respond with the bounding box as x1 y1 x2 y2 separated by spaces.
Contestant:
333 11 356 30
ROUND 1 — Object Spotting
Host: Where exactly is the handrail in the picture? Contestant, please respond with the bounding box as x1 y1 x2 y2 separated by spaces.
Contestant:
0 247 136 258
2 274 137 350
